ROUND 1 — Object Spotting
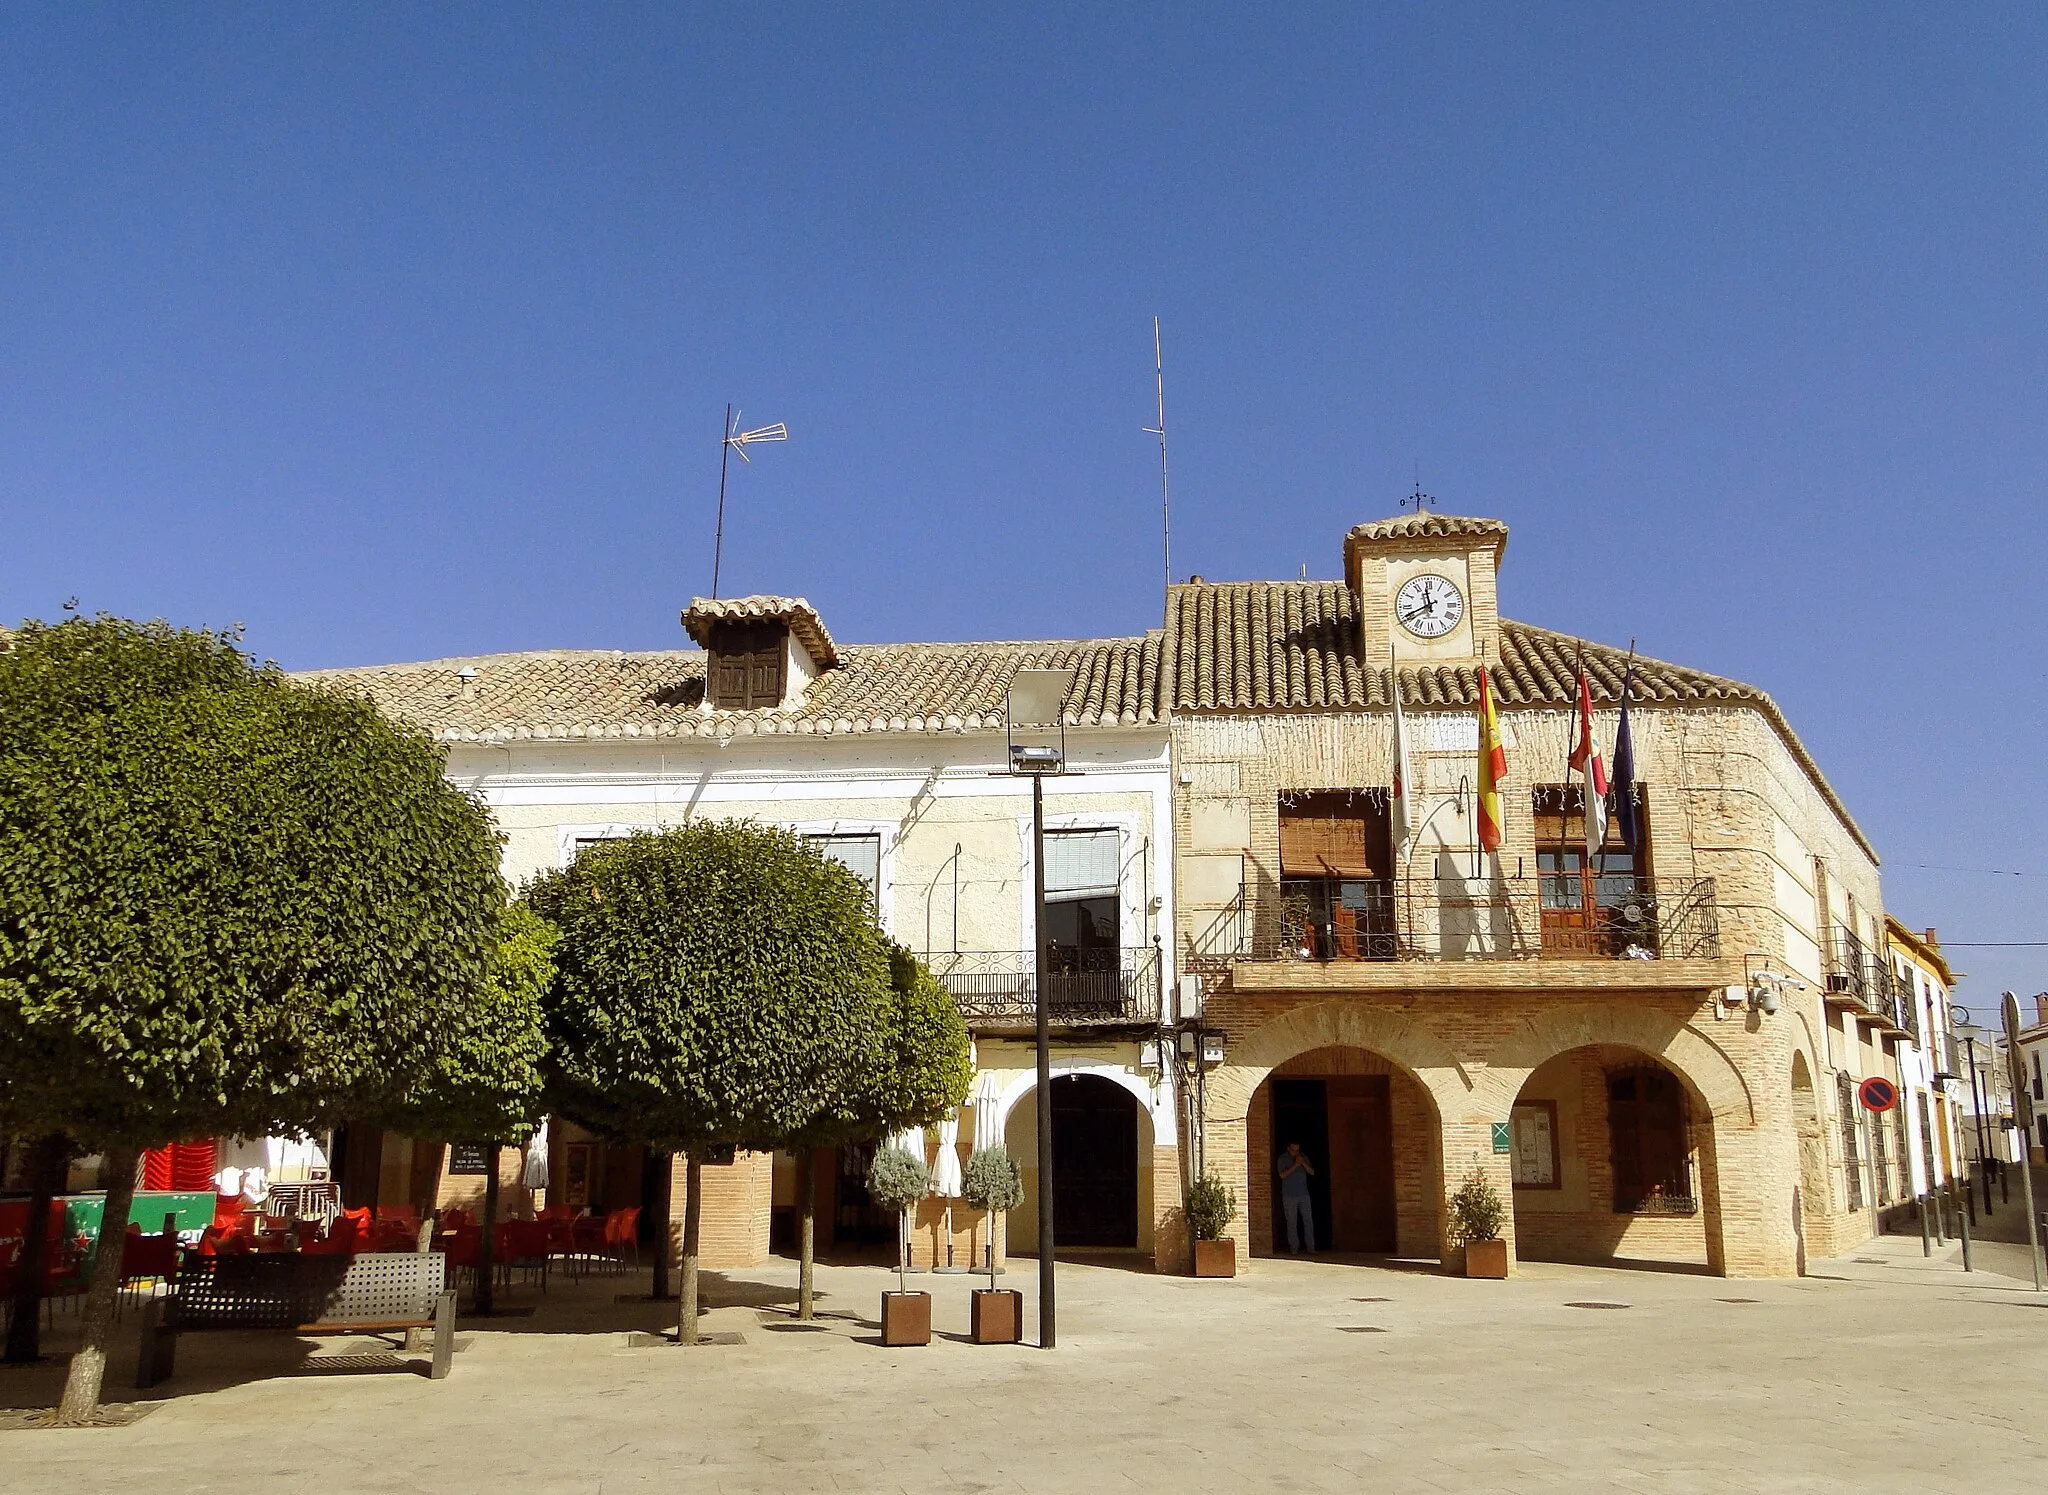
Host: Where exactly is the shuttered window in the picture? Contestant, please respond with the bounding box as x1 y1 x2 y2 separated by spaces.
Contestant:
708 621 787 709
1277 792 1390 878
1608 1067 1693 1213
803 833 881 915
1044 829 1119 902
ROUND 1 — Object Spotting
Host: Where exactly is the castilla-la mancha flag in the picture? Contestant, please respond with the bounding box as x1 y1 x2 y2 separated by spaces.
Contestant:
1475 665 1507 852
1570 661 1610 859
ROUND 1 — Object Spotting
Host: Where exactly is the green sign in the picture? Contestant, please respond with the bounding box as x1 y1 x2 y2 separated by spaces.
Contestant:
62 1190 217 1246
1491 1122 1512 1154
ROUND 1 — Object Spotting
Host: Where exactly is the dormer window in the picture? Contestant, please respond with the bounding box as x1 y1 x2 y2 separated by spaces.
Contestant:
708 621 786 709
681 595 841 712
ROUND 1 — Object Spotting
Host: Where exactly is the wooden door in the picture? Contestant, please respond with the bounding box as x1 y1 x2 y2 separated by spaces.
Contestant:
1325 1076 1395 1252
1051 1076 1139 1248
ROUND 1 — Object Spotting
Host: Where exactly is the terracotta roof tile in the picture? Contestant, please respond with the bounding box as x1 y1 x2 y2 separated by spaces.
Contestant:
300 634 1166 742
680 595 839 667
1163 579 1873 858
1344 513 1510 546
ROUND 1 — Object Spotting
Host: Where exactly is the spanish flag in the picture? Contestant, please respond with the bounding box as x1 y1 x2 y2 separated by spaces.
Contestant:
1476 664 1507 852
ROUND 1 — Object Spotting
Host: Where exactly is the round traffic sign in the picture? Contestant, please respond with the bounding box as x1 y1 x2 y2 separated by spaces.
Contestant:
1858 1076 1898 1113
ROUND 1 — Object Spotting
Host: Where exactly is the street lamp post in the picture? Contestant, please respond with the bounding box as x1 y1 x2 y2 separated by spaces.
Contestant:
1962 1031 1995 1216
1005 667 1075 1352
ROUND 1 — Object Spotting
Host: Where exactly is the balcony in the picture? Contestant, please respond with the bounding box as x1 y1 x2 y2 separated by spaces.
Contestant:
1188 875 1729 993
923 947 1162 1031
1826 928 1916 1038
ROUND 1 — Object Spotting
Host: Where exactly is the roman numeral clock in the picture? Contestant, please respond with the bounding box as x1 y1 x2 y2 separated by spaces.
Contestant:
1395 573 1466 639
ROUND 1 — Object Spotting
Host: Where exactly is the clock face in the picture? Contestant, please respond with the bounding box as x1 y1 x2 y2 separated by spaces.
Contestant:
1395 574 1465 639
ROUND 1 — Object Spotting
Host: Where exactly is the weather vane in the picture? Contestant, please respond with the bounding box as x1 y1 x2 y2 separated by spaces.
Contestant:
1401 482 1437 515
711 405 789 599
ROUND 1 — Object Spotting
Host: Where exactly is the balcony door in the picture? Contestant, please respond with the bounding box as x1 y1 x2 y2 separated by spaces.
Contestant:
1277 791 1394 960
1534 785 1650 957
1043 829 1120 1015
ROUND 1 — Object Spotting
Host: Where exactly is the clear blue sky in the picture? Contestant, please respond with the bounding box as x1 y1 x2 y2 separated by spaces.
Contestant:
4 6 2042 1007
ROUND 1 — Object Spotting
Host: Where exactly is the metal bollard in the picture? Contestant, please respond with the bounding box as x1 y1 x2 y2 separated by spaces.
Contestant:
1954 1179 1972 1271
1919 1191 1932 1257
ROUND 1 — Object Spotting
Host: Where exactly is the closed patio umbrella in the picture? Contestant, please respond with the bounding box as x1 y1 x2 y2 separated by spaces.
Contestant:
888 1125 928 1164
969 1070 1004 1154
522 1132 550 1190
930 1114 964 1198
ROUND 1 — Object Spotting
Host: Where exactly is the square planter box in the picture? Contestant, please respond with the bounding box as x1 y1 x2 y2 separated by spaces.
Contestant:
1463 1239 1510 1279
971 1288 1022 1344
1192 1238 1237 1278
880 1290 931 1346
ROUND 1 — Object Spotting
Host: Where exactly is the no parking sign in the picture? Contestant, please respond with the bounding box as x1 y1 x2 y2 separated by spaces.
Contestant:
1857 1076 1898 1113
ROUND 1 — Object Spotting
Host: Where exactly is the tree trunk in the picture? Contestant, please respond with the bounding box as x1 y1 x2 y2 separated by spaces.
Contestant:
4 1134 69 1365
797 1149 816 1321
476 1143 500 1315
677 1154 702 1345
649 1150 673 1300
55 1144 140 1424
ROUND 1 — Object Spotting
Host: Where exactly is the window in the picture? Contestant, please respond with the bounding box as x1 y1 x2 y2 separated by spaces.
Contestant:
2033 1052 2043 1103
1043 829 1119 973
1277 791 1394 960
1534 784 1651 956
802 833 882 916
1837 1073 1864 1212
1607 1066 1693 1213
707 621 786 709
1869 1096 1892 1206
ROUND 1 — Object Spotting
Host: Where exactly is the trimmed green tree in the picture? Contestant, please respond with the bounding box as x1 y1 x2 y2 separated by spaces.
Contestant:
865 1146 932 1295
380 903 555 1313
525 821 970 1342
961 1148 1024 1290
0 617 507 1421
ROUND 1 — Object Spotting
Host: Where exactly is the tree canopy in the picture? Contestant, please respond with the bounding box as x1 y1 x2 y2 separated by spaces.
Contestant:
524 820 968 1153
382 903 554 1145
0 616 509 1149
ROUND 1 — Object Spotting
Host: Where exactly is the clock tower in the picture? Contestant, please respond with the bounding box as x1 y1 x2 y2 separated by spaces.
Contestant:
1343 510 1508 667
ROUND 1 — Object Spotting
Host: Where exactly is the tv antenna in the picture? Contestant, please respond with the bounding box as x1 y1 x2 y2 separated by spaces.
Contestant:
711 404 789 599
1143 317 1172 596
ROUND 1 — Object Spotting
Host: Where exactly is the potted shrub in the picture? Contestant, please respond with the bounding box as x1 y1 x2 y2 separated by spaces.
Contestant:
961 1148 1025 1344
1449 1169 1509 1278
867 1146 932 1345
1185 1174 1238 1278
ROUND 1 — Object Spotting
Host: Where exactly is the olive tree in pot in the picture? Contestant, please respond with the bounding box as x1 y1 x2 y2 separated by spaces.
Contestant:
1449 1169 1509 1278
961 1148 1024 1343
868 1146 933 1345
1186 1174 1239 1278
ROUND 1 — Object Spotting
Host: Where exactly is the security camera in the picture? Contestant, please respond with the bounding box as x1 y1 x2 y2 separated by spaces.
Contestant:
1758 988 1781 1016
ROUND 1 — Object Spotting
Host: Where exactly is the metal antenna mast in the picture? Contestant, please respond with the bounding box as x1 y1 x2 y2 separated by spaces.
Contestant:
1144 318 1172 596
710 405 789 599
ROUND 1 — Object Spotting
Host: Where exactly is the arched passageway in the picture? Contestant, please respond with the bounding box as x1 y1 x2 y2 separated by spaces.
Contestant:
1508 1045 1715 1271
1004 1073 1154 1255
1790 1051 1826 1274
1247 1046 1443 1260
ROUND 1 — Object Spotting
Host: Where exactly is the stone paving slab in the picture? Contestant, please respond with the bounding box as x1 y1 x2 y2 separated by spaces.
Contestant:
4 1236 2044 1492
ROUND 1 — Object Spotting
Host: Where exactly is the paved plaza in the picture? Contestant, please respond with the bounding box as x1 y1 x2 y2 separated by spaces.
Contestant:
5 1234 2045 1493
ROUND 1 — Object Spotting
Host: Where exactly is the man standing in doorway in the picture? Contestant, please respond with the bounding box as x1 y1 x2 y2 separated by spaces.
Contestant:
1277 1141 1316 1253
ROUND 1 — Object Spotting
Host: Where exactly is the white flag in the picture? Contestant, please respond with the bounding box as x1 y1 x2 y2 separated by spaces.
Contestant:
1389 644 1414 853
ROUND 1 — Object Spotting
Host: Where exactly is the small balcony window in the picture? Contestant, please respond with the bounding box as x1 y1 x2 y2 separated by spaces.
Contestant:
1277 790 1394 961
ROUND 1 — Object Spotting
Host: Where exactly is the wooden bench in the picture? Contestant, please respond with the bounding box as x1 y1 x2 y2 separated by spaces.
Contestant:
137 1251 455 1387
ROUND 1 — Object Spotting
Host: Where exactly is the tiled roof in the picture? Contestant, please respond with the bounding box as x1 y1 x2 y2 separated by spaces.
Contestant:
1163 579 1873 858
681 595 839 668
1345 513 1510 546
300 634 1167 741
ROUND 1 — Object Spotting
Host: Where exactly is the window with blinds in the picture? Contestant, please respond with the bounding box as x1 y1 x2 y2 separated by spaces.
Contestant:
803 833 882 915
1044 829 1119 902
1277 791 1390 878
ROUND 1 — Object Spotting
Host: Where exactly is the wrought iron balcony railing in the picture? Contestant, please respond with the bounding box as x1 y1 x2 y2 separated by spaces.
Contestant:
1188 874 1721 966
922 946 1162 1028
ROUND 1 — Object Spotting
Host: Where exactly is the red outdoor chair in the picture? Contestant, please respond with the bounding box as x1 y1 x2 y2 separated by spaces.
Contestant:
496 1220 552 1292
604 1207 642 1274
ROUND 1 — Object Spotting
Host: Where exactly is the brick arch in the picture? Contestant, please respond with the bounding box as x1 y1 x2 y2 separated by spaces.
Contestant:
1205 1001 1469 1125
1480 1005 1754 1124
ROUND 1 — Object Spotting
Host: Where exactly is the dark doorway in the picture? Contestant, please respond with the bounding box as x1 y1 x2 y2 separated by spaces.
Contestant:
831 1140 894 1249
1270 1079 1333 1251
1269 1074 1395 1252
1050 1075 1139 1248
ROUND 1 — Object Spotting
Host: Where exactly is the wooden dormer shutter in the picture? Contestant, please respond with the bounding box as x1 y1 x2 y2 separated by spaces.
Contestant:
709 621 786 709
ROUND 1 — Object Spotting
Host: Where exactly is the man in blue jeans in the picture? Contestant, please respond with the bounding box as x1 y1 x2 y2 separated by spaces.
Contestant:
1277 1141 1316 1253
